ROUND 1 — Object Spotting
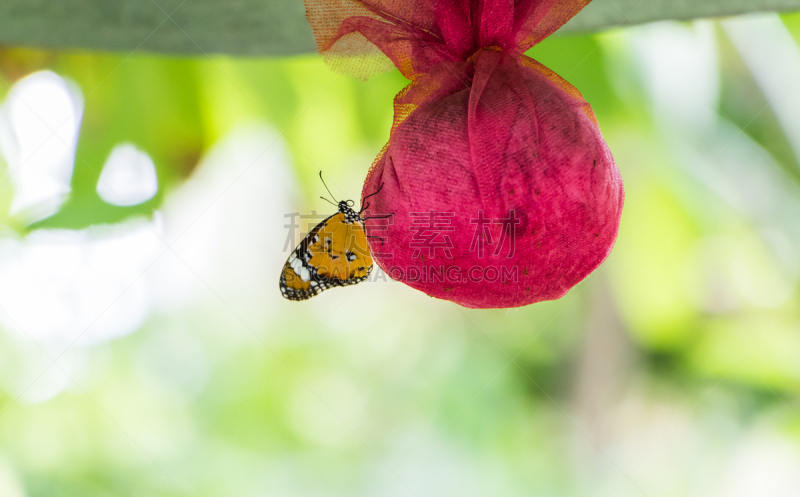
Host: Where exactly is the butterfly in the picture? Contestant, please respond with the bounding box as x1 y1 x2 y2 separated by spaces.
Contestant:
279 174 390 301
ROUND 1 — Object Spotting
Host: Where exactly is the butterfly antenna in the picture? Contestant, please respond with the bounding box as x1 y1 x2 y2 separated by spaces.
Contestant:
319 171 338 203
360 182 385 213
319 196 337 207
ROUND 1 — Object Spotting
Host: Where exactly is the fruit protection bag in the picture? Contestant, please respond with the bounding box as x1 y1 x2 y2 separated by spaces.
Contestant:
306 0 624 308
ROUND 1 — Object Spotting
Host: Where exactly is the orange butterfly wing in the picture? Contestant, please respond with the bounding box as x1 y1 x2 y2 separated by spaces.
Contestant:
280 212 373 301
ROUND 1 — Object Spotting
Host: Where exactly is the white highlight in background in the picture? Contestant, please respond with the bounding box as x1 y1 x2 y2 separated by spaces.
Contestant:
97 143 159 206
0 70 82 223
631 21 720 134
0 217 164 403
0 218 163 347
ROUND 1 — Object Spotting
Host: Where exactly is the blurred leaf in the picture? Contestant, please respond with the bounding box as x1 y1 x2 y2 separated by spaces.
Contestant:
0 0 315 57
562 0 800 34
0 0 799 56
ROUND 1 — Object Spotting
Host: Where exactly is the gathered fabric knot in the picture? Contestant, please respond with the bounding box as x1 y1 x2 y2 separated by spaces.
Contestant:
466 45 507 65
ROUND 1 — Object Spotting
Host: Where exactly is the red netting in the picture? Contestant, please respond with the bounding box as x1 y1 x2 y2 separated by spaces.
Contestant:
304 0 624 308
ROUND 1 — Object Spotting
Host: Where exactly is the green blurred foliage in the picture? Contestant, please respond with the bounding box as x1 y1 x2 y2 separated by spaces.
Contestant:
0 15 800 497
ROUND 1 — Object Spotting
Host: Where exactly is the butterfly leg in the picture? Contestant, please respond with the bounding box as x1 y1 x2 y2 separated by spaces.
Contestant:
367 235 387 247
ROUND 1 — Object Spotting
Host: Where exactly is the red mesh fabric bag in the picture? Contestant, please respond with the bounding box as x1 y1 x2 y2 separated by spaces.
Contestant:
305 0 625 308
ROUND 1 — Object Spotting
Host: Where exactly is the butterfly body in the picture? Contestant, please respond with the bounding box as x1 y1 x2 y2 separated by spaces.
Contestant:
280 200 373 301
